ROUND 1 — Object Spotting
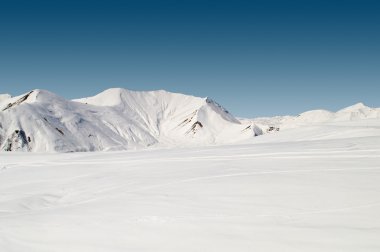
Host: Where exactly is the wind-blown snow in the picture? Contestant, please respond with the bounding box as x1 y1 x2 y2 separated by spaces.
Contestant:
0 118 379 251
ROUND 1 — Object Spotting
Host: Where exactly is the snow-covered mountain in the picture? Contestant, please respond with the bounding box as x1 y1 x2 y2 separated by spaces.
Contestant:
0 88 251 152
1 88 379 152
242 102 380 133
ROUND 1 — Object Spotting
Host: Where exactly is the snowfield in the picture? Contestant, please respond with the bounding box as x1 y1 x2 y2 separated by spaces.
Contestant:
1 118 380 251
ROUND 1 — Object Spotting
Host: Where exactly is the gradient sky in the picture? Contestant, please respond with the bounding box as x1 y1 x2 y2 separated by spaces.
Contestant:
1 0 379 117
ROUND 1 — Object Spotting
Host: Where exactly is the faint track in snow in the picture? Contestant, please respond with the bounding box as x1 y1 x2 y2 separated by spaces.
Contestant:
1 166 379 219
3 149 379 168
258 201 380 219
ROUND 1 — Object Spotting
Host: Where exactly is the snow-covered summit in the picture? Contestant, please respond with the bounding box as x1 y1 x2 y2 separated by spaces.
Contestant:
247 102 380 132
338 102 367 112
0 93 11 103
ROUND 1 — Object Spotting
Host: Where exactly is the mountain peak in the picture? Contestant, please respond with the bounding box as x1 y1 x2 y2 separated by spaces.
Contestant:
0 87 246 152
0 93 12 102
338 102 369 113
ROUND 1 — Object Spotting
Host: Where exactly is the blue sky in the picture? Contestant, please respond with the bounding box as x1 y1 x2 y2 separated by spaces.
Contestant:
0 0 379 117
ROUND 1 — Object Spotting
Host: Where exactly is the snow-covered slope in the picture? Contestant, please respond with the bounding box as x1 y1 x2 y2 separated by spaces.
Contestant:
244 102 380 133
1 128 380 252
74 88 243 144
0 88 247 152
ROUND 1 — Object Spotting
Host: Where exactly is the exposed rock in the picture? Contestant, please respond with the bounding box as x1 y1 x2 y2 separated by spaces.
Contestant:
3 129 30 151
187 121 203 134
2 91 34 111
55 128 64 135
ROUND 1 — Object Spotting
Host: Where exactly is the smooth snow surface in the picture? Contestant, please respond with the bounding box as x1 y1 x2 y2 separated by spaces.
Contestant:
1 119 380 251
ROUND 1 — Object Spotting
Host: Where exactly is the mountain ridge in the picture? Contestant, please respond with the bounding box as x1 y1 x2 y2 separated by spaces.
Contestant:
1 88 379 152
0 88 247 152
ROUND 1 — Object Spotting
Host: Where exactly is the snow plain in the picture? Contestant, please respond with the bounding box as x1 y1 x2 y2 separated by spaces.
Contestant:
1 119 380 251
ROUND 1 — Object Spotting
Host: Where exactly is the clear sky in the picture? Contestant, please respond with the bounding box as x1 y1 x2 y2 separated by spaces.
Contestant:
0 0 379 117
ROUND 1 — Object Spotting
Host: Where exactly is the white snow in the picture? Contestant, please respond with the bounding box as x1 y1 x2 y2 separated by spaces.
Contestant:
0 94 11 104
0 89 246 152
1 88 380 251
0 116 380 251
245 102 380 131
1 88 379 153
